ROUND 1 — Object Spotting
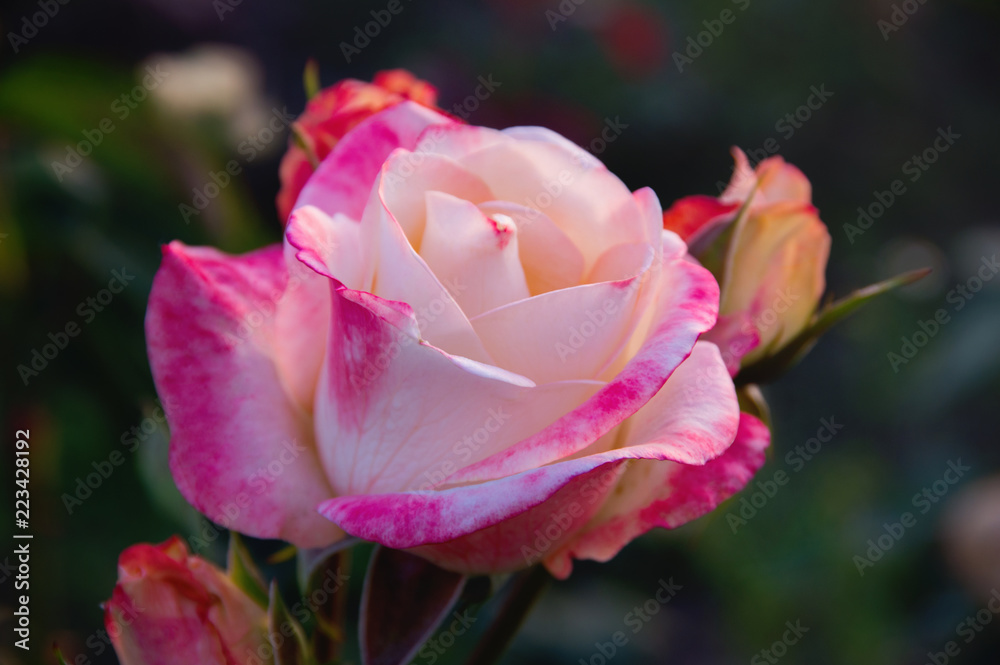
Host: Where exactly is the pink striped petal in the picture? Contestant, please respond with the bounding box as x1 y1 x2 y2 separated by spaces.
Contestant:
314 281 602 498
146 242 340 548
444 240 720 485
548 412 769 577
319 388 755 576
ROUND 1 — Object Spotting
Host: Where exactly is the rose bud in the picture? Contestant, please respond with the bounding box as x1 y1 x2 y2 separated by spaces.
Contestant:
104 537 268 665
276 69 438 223
664 147 831 371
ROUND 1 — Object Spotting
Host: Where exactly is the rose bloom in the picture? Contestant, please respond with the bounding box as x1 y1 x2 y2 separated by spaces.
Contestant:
663 148 831 370
147 95 770 577
104 537 268 665
276 69 438 223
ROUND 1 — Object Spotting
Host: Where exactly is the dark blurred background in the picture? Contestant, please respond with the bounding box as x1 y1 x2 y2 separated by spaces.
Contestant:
1 0 998 663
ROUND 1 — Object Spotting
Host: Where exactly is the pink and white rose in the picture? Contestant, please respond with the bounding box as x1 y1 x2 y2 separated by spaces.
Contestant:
146 96 769 577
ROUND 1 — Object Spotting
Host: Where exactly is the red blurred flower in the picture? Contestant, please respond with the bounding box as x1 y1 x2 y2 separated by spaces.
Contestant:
276 69 439 223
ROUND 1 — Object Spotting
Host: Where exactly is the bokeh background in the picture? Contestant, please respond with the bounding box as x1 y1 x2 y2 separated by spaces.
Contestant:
1 0 999 663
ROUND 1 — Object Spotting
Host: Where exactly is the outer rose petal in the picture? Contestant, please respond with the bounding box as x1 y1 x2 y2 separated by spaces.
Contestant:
445 232 719 485
318 347 750 576
701 312 761 376
720 201 831 362
546 412 770 578
662 194 739 244
146 242 340 547
721 147 811 207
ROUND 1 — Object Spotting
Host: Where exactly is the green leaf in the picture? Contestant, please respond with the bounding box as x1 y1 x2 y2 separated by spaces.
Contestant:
736 267 932 385
227 532 269 609
268 580 315 665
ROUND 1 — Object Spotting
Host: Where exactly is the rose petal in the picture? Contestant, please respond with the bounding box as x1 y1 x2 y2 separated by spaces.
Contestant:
412 123 645 271
662 194 739 244
319 391 757 576
720 201 830 361
379 151 495 249
419 192 531 318
296 102 456 221
146 242 341 548
314 281 603 497
547 412 769 577
469 246 656 385
476 200 585 294
446 236 719 485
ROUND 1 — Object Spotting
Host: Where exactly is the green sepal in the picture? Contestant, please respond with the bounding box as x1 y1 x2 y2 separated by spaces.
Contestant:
268 580 316 665
736 267 931 385
303 59 321 100
227 532 269 609
54 646 72 665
